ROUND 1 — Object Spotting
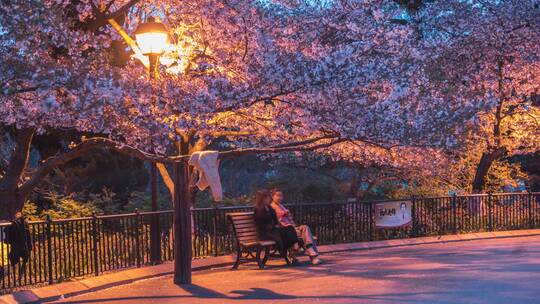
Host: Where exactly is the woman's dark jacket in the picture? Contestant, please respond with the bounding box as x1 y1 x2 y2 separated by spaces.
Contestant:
254 206 280 240
5 217 32 264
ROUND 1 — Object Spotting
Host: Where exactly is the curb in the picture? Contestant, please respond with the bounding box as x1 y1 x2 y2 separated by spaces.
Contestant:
2 229 540 303
0 257 234 304
317 229 540 254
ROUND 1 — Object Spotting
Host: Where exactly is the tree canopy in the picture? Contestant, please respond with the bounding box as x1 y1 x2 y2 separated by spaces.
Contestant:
0 0 539 219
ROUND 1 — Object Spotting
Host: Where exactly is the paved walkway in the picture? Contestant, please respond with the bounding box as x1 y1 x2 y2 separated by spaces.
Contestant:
53 235 540 304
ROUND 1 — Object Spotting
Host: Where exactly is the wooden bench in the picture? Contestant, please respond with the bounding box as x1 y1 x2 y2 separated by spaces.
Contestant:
227 212 289 269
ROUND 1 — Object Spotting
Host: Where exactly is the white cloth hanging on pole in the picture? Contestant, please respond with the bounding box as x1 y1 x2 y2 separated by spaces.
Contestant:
188 151 223 202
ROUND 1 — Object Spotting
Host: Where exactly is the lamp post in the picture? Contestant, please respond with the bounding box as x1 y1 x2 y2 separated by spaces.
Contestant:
135 16 167 266
134 17 192 284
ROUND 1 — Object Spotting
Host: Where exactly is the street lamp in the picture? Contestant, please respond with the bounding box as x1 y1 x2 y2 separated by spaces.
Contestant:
133 17 192 285
134 16 169 79
134 16 169 266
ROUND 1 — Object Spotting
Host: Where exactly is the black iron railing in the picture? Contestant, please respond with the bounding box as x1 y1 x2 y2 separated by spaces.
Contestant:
1 192 539 292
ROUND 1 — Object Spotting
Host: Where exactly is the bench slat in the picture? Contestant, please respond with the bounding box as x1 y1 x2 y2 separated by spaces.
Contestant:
228 212 253 216
231 217 254 222
231 218 254 224
235 223 255 228
233 222 256 227
241 240 275 247
238 238 259 244
237 230 258 236
238 234 258 240
236 231 257 236
237 232 257 237
229 213 254 219
235 227 257 233
233 222 255 227
237 231 258 237
234 226 256 232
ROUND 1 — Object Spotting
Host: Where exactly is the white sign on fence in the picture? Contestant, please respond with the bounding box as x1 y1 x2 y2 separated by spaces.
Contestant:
375 200 412 228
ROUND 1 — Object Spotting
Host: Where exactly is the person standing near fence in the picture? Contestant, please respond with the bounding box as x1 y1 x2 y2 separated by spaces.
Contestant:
270 189 321 265
5 212 32 282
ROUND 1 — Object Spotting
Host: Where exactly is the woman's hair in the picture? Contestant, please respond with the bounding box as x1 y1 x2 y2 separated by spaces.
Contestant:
270 188 282 198
255 189 271 210
270 189 285 204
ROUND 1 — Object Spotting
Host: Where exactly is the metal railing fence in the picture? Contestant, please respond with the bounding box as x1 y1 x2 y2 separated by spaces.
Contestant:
1 192 538 292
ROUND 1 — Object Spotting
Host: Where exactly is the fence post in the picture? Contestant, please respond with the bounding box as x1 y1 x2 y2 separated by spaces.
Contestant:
150 214 161 265
135 209 141 268
452 194 458 234
368 203 374 241
45 215 53 285
157 213 162 264
332 205 338 244
212 206 218 257
150 164 160 265
487 193 493 231
528 191 534 228
92 213 99 276
411 196 417 237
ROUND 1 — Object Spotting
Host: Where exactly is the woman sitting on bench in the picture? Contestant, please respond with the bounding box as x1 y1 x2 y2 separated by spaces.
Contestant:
254 190 299 263
270 189 322 265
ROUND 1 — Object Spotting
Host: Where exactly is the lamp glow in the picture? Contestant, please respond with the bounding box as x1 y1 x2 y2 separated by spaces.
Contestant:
135 32 168 55
134 17 169 55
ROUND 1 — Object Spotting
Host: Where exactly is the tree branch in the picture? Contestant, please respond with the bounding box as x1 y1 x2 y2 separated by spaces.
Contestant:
156 163 174 197
19 137 170 195
219 137 346 158
207 130 254 137
85 0 141 32
18 134 346 195
108 18 148 68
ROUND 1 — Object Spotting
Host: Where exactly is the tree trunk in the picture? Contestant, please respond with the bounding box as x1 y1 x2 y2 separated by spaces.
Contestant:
472 60 508 194
0 128 34 221
349 171 359 198
0 190 24 221
472 147 506 193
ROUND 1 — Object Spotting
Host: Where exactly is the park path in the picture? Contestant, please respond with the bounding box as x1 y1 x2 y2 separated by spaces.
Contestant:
54 235 540 304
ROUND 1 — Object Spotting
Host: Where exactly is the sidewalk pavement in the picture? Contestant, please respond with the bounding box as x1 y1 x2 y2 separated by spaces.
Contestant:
2 228 540 304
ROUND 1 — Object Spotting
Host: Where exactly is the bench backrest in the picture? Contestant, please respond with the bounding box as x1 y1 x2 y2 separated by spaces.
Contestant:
226 212 259 245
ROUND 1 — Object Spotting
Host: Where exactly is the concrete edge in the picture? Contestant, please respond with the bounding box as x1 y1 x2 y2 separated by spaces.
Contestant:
2 229 540 304
318 229 540 255
0 258 234 304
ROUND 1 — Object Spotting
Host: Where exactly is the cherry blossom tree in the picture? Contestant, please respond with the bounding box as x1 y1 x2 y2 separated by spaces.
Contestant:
287 0 540 196
410 0 540 192
0 0 491 220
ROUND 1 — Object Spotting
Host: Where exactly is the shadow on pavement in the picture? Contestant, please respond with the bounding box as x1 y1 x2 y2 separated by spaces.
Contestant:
56 284 455 304
57 291 462 304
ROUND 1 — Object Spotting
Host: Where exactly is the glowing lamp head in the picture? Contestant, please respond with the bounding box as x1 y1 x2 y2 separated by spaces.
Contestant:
134 17 169 55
